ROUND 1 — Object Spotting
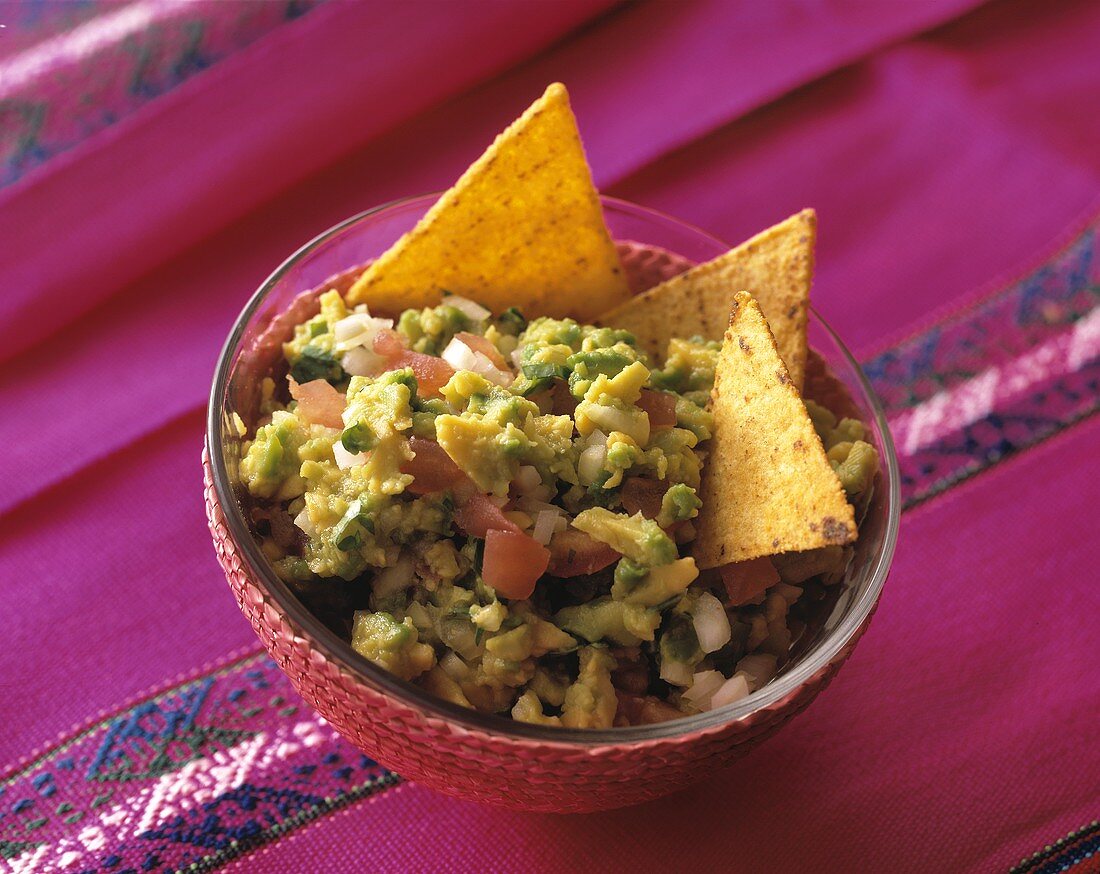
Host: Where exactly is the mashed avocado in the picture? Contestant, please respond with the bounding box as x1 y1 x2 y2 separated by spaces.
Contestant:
238 289 878 726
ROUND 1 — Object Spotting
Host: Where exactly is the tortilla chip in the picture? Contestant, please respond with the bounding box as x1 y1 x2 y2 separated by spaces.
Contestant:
346 83 630 320
692 291 855 569
599 210 815 388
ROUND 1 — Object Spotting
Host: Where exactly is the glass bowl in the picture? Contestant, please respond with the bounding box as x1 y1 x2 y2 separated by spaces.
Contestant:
203 195 900 812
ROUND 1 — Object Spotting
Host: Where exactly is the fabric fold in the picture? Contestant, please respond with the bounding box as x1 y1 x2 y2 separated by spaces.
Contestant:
0 0 621 363
0 0 989 368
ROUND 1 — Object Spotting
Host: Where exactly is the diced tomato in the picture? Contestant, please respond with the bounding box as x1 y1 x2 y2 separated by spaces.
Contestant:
372 328 408 357
481 529 550 600
373 330 455 395
453 491 520 538
636 389 678 431
401 350 456 396
401 437 471 495
400 437 520 537
719 557 780 605
288 377 345 429
528 389 553 415
550 381 577 417
546 528 619 577
620 477 667 520
455 332 509 371
616 693 685 726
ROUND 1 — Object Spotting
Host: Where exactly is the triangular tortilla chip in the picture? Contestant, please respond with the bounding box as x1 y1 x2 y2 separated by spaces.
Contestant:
692 291 854 569
599 210 815 388
346 83 630 320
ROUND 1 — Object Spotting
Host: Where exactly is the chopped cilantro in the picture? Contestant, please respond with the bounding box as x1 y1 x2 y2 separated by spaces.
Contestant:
291 345 344 385
499 306 528 334
340 423 377 454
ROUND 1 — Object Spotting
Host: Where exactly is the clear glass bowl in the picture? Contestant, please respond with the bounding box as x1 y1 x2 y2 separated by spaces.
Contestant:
204 195 900 811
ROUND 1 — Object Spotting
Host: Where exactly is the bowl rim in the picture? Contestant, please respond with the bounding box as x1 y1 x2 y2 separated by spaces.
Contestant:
206 193 901 746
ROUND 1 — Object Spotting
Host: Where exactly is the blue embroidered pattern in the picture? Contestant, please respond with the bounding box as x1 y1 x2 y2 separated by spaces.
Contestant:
0 1 324 189
0 654 400 871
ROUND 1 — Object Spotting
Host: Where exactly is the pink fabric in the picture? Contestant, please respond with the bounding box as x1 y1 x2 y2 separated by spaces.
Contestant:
2 0 1098 871
0 0 617 360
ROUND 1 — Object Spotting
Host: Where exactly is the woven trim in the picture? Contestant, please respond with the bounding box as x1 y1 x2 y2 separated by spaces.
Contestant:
866 217 1099 508
0 1 324 189
0 651 401 872
1011 820 1100 874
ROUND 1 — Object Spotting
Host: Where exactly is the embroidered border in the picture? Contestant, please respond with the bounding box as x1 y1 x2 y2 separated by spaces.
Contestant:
0 0 324 189
1 219 1096 870
1011 820 1100 874
864 218 1099 507
0 653 400 872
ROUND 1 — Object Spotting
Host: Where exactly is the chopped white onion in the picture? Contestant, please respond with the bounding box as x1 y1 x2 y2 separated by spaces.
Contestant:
293 508 316 538
491 367 514 386
443 294 491 322
578 443 608 485
441 337 511 386
440 651 468 681
333 313 369 343
530 483 554 503
333 313 393 352
532 509 562 545
332 440 367 470
487 494 509 508
372 556 414 598
514 465 542 495
659 659 693 687
586 405 649 445
681 670 725 708
510 345 526 370
515 496 557 516
692 592 732 653
709 673 751 710
441 335 478 370
342 345 383 377
585 429 608 447
735 653 778 691
480 357 514 386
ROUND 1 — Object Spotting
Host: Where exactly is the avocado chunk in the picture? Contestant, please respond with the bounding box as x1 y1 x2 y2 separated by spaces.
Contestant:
566 348 635 399
657 483 702 528
610 556 698 607
351 611 435 681
397 303 470 355
555 597 661 646
240 410 308 500
658 607 704 684
511 689 562 726
829 439 879 501
571 507 677 567
561 647 618 728
434 414 516 497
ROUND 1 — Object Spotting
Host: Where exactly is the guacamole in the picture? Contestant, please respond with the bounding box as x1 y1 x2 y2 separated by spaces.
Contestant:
238 290 878 727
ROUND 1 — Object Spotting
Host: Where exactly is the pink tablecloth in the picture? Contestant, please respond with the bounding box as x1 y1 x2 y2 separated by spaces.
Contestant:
2 1 1097 871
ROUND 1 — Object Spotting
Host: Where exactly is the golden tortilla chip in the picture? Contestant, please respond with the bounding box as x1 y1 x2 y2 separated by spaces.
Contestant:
599 210 815 388
346 83 629 320
692 291 855 569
